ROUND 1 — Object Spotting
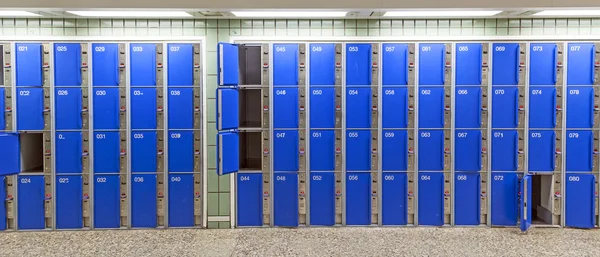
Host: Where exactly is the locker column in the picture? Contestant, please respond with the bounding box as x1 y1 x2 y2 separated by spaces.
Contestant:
0 43 15 231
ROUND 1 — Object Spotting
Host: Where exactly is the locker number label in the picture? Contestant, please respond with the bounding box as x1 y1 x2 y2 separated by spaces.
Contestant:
493 175 504 181
133 133 144 139
56 46 68 52
17 45 28 51
19 90 30 96
96 177 107 183
275 46 286 52
494 46 506 52
568 133 579 138
532 45 543 51
170 46 180 52
457 175 467 180
348 90 359 95
531 90 543 95
494 89 505 95
348 132 359 138
240 176 251 181
384 132 395 138
276 176 286 181
312 46 322 52
348 175 359 180
171 133 181 139
531 132 542 138
171 176 182 182
312 90 322 95
58 134 66 140
457 90 468 95
96 90 107 96
134 176 144 182
421 90 431 95
94 46 106 52
457 132 468 138
58 178 69 183
276 133 286 138
96 133 106 139
20 177 31 183
132 46 144 52
569 90 580 95
385 46 395 52
348 46 359 52
312 175 322 181
384 90 395 95
421 46 431 52
312 132 322 138
570 46 581 51
170 90 181 96
57 90 69 96
568 176 580 182
276 90 287 95
493 132 504 138
458 46 469 51
420 175 431 180
133 90 144 96
421 132 431 137
384 175 395 181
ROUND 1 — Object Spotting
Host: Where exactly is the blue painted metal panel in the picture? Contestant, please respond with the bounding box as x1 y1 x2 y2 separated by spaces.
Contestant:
217 132 239 176
566 130 593 172
309 43 335 86
310 130 335 171
491 172 518 226
273 44 299 86
56 132 83 174
273 88 299 128
346 130 371 171
519 174 532 232
346 87 372 129
54 43 82 86
274 130 299 172
418 172 444 226
346 172 371 225
382 172 407 225
382 130 407 171
530 43 557 85
456 43 482 85
309 87 335 128
217 43 238 86
346 44 372 85
16 43 43 86
455 172 480 225
0 133 20 176
0 177 5 230
92 43 119 86
491 130 518 171
492 43 520 85
93 87 120 129
168 174 194 227
382 43 408 85
567 43 595 85
94 175 120 228
455 87 481 128
567 86 594 128
419 43 446 85
130 43 156 86
17 87 44 130
455 130 482 172
418 87 444 128
93 132 120 173
382 87 408 128
528 130 555 172
131 131 157 173
55 88 82 130
0 88 4 130
309 172 335 226
418 130 444 171
132 174 157 228
492 87 519 128
56 175 83 229
237 173 263 226
216 88 239 131
168 131 194 172
168 88 194 129
274 173 299 227
130 88 157 129
566 174 595 228
529 87 556 128
17 175 45 229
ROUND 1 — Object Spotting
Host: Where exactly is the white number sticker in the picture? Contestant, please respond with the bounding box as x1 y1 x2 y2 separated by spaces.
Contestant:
384 175 395 181
132 46 144 52
240 176 250 181
312 46 322 52
457 175 467 181
420 175 431 180
348 132 359 138
457 89 468 95
457 132 468 138
276 46 286 52
276 176 286 181
18 45 28 52
348 175 359 181
421 132 431 138
531 89 543 95
312 90 322 95
570 45 581 52
494 89 505 95
493 175 504 181
20 178 31 183
458 46 469 52
494 132 504 138
133 133 144 139
96 133 106 140
95 90 107 96
312 132 322 138
133 90 144 96
276 133 286 138
96 177 107 183
134 176 144 182
276 90 286 95
421 90 431 95
312 175 323 181
57 90 69 96
58 178 69 183
531 132 542 138
171 133 181 139
348 46 359 52
569 89 579 95
568 176 580 182
532 45 543 51
19 90 30 96
348 90 359 95
568 133 579 138
95 46 106 52
385 46 395 52
384 132 395 138
384 89 395 95
421 46 431 52
170 90 181 96
170 46 180 52
495 46 506 52
171 176 182 182
56 46 68 52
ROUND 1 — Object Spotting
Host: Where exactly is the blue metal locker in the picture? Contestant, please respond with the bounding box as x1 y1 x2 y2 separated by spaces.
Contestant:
492 87 519 128
382 130 407 171
93 87 120 129
132 174 157 228
566 174 595 228
456 43 482 85
0 176 5 230
309 87 335 128
131 88 157 129
56 175 83 229
93 132 120 173
273 88 299 128
492 43 520 85
274 130 299 172
168 88 193 129
168 174 194 227
168 131 194 172
0 133 20 176
419 44 445 85
346 44 372 86
94 175 120 228
346 87 372 129
454 172 480 225
169 43 194 86
520 174 532 232
0 88 4 130
382 43 408 86
16 88 44 130
418 172 444 226
491 172 518 226
455 130 481 172
528 130 555 172
455 87 481 128
56 132 83 174
15 43 43 87
237 173 263 226
491 130 518 171
131 131 157 173
92 43 119 87
217 132 239 176
130 43 157 86
567 87 594 128
346 172 371 225
529 87 556 128
567 43 595 86
274 173 299 227
418 130 444 171
55 88 82 130
418 87 444 128
346 130 371 171
566 130 593 172
530 43 557 85
382 87 408 128
17 175 45 229
382 172 407 225
216 87 239 131
309 172 335 226
54 43 82 86
273 44 299 86
310 130 335 171
309 43 335 86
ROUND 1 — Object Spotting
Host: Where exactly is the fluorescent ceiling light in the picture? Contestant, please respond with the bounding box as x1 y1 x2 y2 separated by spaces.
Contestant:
66 11 192 17
0 11 40 17
232 11 347 17
383 10 501 17
534 10 600 16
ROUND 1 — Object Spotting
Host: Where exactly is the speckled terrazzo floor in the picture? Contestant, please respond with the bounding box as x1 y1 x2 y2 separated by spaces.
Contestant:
0 227 599 256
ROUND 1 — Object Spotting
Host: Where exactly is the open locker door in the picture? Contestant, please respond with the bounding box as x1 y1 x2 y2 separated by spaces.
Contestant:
520 174 532 232
0 133 20 176
216 42 240 176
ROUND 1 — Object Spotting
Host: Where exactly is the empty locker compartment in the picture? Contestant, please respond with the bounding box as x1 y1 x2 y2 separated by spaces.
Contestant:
0 133 20 176
346 44 372 86
168 174 194 227
0 88 4 130
455 130 482 171
419 43 446 85
19 133 43 173
310 130 335 171
527 174 557 225
382 130 407 171
382 43 408 86
492 43 520 85
418 130 444 171
130 43 157 86
529 87 556 128
346 130 371 171
16 88 44 130
565 174 595 228
131 174 157 228
93 132 120 173
455 43 482 86
131 88 157 129
418 87 444 128
15 43 43 87
491 172 518 226
529 43 557 86
56 132 83 174
55 88 82 130
309 88 335 128
455 87 481 128
309 172 335 226
454 172 480 225
382 87 408 128
382 172 408 225
237 131 262 172
94 174 120 228
528 131 555 172
566 130 593 172
168 131 194 172
92 43 119 87
418 172 444 226
17 175 45 229
567 43 595 86
273 88 299 128
492 87 519 128
273 43 299 86
346 87 372 129
238 88 262 128
491 130 518 171
54 43 82 87
56 175 83 229
566 87 594 128
168 88 193 129
167 43 194 86
93 88 120 129
346 172 371 225
234 44 263 86
309 43 336 86
274 130 299 172
131 131 157 173
0 176 5 230
273 172 299 227
237 173 263 227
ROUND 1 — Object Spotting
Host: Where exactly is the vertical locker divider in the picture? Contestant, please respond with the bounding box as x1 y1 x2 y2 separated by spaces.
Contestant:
126 42 131 229
341 42 346 226
9 42 17 230
50 43 56 230
88 43 94 229
201 41 208 229
305 43 311 226
377 42 382 226
487 42 493 227
413 42 419 226
163 42 169 228
269 43 274 227
450 42 456 226
561 42 567 228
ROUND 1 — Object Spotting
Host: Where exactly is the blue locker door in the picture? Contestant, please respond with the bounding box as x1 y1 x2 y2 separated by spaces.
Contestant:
169 43 194 86
566 131 593 172
491 130 518 171
93 88 120 129
567 87 594 128
346 130 371 171
168 131 194 172
130 43 157 86
55 88 82 130
168 174 194 227
491 172 518 226
492 43 520 85
132 174 157 228
566 174 595 228
168 88 193 129
455 130 482 171
93 132 120 173
217 132 239 176
16 43 43 86
455 43 482 85
17 88 44 130
418 130 444 171
274 130 299 172
56 132 83 174
567 43 595 85
0 133 20 176
455 172 480 225
419 44 445 85
17 175 45 229
309 43 335 85
418 87 444 128
529 87 556 128
273 44 299 86
528 131 555 172
346 44 372 85
309 172 335 226
455 87 481 128
346 87 372 128
274 173 299 227
310 130 335 171
418 172 444 226
94 175 120 228
492 87 519 128
273 88 299 128
530 43 557 85
56 175 83 229
92 43 119 86
346 172 371 225
216 88 239 131
131 88 157 129
237 173 263 226
131 131 157 172
382 87 408 128
519 174 532 232
382 130 407 171
382 172 407 225
382 43 408 85
309 87 335 128
54 43 81 86
0 88 4 130
0 177 5 230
